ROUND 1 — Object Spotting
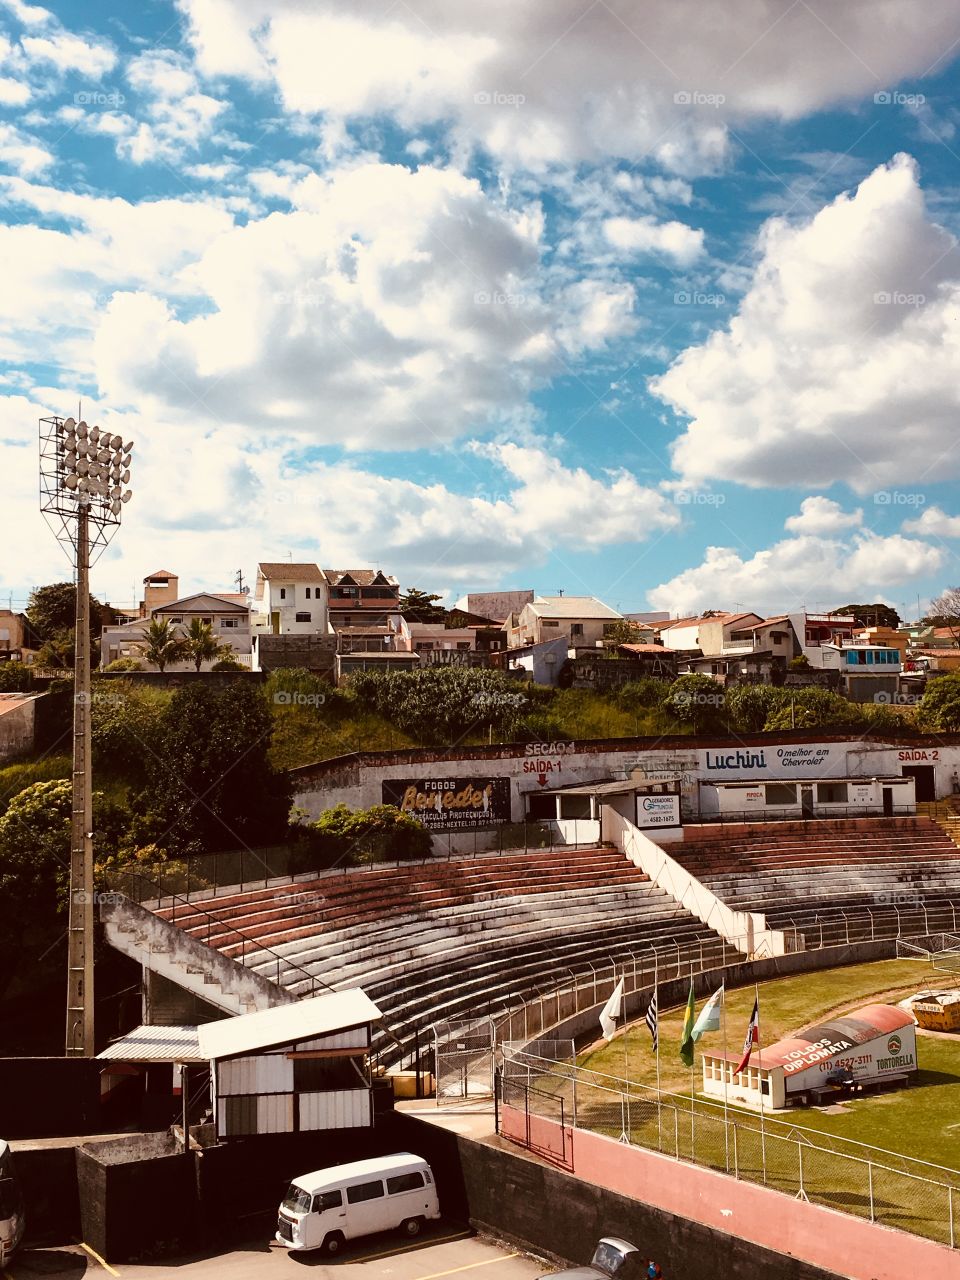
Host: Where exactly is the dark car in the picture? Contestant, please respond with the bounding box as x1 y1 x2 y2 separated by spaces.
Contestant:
538 1237 642 1280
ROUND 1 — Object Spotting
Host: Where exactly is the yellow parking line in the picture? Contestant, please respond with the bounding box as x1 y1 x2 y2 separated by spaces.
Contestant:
417 1253 519 1280
79 1241 121 1277
353 1231 474 1263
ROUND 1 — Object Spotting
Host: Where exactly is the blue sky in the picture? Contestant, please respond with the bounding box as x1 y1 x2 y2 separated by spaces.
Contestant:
2 0 960 620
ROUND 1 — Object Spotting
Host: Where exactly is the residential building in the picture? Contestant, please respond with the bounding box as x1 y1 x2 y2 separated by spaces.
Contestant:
503 635 570 686
658 611 764 655
786 611 858 666
100 591 253 670
139 570 180 619
254 563 329 635
819 643 901 702
506 595 623 648
0 609 37 661
399 620 477 654
323 569 401 631
458 589 534 624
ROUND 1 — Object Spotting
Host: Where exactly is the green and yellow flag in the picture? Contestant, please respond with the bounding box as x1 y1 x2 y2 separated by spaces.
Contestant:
679 980 696 1067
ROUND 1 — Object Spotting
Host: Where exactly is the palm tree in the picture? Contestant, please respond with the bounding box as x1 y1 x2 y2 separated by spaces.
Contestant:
183 618 231 671
136 618 186 673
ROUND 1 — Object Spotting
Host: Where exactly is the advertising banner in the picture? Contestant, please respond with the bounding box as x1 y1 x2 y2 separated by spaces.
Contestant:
382 777 512 830
636 793 681 829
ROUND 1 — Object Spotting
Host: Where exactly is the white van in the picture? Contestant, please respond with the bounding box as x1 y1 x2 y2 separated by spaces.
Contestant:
276 1152 440 1256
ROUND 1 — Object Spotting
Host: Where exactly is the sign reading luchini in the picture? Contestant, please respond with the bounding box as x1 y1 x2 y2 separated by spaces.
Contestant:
382 777 512 830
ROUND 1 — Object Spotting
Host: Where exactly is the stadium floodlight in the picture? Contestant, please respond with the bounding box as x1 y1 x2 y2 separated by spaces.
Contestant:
38 412 134 1060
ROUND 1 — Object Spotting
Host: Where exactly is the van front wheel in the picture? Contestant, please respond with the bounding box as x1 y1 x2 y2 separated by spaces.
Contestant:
321 1231 345 1257
401 1217 424 1239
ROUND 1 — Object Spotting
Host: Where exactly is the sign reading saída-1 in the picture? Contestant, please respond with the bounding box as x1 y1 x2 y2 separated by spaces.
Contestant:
383 777 511 830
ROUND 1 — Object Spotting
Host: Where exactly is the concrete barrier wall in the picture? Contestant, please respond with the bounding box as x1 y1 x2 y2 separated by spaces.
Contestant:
604 808 788 958
497 1106 956 1280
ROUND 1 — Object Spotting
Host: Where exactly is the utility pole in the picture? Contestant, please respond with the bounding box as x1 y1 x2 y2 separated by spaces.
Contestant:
236 568 246 595
40 415 134 1057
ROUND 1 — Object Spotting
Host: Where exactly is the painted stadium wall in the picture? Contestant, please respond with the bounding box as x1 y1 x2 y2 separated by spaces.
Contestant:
290 733 960 831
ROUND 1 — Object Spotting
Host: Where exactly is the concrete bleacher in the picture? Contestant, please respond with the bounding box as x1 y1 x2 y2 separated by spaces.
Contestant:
671 817 960 941
153 846 736 1054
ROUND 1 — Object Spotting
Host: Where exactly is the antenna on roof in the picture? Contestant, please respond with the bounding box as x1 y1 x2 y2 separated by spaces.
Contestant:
557 588 564 597
236 568 246 595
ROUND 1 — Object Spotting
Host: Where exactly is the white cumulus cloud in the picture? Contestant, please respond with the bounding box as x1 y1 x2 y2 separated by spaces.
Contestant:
784 496 863 535
902 506 960 537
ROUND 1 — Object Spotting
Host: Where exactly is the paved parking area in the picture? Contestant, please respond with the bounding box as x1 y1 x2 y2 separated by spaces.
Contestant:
7 1221 550 1280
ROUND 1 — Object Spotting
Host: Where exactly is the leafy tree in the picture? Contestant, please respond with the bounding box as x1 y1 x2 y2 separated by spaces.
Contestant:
26 583 107 642
664 674 725 732
0 779 72 905
764 688 864 731
918 673 960 732
103 657 144 672
36 628 76 669
0 661 31 692
611 678 671 711
211 655 244 671
134 682 292 854
602 620 647 648
928 587 960 645
724 684 788 732
91 680 168 785
788 654 811 671
182 618 231 671
398 587 446 622
838 602 901 630
350 667 528 742
305 803 431 865
136 618 186 672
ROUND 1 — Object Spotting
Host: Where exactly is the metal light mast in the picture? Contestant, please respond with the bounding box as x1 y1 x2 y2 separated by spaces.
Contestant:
39 415 134 1057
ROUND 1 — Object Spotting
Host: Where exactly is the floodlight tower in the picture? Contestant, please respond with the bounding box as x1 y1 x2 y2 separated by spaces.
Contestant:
39 415 133 1057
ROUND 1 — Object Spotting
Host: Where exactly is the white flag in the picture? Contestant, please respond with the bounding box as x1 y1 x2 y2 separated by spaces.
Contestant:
691 985 724 1042
599 977 625 1041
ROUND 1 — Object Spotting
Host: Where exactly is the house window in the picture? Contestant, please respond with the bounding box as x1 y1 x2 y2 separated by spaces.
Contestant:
221 619 239 629
456 642 470 650
170 616 183 624
201 617 212 626
280 588 286 600
305 587 311 599
542 620 559 629
296 612 311 623
559 795 592 819
571 623 583 637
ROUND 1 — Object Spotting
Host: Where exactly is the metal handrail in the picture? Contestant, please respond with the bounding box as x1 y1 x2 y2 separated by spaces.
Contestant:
114 871 334 996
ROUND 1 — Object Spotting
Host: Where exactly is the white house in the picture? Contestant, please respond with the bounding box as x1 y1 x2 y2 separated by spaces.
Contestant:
507 596 623 647
100 592 253 670
254 563 330 636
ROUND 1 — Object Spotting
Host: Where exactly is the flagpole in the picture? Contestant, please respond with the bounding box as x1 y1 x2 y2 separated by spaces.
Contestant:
721 984 730 1173
756 982 767 1183
654 959 662 1151
689 965 695 1155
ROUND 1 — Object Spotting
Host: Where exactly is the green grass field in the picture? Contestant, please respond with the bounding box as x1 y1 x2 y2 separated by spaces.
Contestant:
533 959 960 1245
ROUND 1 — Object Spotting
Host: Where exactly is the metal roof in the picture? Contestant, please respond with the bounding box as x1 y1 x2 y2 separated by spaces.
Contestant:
708 1004 913 1070
97 1024 203 1063
198 989 382 1061
292 1153 428 1193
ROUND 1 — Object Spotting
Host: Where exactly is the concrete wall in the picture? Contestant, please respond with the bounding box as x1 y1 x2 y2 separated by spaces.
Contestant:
255 632 337 674
0 693 37 762
9 1144 81 1245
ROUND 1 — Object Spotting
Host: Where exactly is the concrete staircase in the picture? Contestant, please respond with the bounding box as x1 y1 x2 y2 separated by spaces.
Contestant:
918 799 960 847
101 894 295 1015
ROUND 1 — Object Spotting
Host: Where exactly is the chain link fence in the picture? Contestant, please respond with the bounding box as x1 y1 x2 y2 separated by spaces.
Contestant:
500 1051 960 1250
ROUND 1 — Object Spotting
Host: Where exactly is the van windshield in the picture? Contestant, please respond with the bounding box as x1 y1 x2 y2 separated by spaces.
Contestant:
0 1178 21 1221
282 1185 312 1215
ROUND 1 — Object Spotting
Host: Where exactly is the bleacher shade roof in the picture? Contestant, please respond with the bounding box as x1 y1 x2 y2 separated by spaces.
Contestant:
97 1024 204 1063
197 988 382 1061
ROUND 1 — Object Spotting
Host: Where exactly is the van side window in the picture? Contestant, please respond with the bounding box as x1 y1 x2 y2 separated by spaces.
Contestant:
347 1180 384 1204
314 1190 342 1212
387 1172 425 1194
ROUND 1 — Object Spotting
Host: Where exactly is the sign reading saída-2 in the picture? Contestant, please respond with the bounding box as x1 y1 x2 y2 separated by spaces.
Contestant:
383 777 511 830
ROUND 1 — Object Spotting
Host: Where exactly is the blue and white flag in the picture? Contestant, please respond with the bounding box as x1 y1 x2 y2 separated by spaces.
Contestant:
691 985 724 1042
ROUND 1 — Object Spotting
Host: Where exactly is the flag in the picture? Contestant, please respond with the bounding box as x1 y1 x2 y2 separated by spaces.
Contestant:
679 980 696 1067
734 995 760 1075
599 977 625 1041
645 986 658 1053
691 985 724 1042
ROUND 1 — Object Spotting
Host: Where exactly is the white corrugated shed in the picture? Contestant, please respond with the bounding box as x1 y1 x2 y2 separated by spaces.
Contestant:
97 1024 204 1062
299 1088 371 1131
297 1028 368 1052
257 1094 295 1134
198 988 382 1062
217 1054 294 1096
